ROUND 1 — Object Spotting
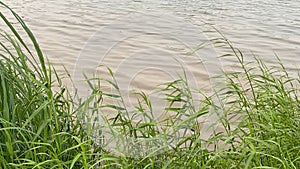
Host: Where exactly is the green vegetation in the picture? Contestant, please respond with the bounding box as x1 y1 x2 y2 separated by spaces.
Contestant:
0 2 299 168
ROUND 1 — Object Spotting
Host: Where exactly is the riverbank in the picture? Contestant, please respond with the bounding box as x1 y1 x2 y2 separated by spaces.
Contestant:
0 3 299 168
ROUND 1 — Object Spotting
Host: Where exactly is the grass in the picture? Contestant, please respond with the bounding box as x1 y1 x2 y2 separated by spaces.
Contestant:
0 2 299 168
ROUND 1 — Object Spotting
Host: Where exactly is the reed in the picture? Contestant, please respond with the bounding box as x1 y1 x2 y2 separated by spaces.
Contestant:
0 2 299 168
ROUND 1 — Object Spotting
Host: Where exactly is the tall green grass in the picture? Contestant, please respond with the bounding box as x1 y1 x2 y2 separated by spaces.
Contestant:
0 2 100 168
0 2 299 168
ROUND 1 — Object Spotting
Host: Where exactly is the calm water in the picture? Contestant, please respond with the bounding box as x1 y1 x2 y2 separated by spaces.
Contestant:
3 0 300 104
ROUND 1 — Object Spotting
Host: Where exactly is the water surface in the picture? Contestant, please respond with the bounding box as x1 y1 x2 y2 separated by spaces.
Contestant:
3 0 300 108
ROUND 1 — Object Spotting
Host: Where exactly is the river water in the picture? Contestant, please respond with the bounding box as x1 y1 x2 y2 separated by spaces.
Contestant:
2 0 300 152
3 0 300 113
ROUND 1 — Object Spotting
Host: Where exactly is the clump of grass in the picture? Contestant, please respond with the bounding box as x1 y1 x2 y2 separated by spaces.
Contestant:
0 2 100 168
77 39 300 168
0 2 299 168
209 38 300 168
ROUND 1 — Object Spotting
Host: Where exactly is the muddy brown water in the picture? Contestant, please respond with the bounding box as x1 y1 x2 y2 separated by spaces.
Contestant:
2 0 300 149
